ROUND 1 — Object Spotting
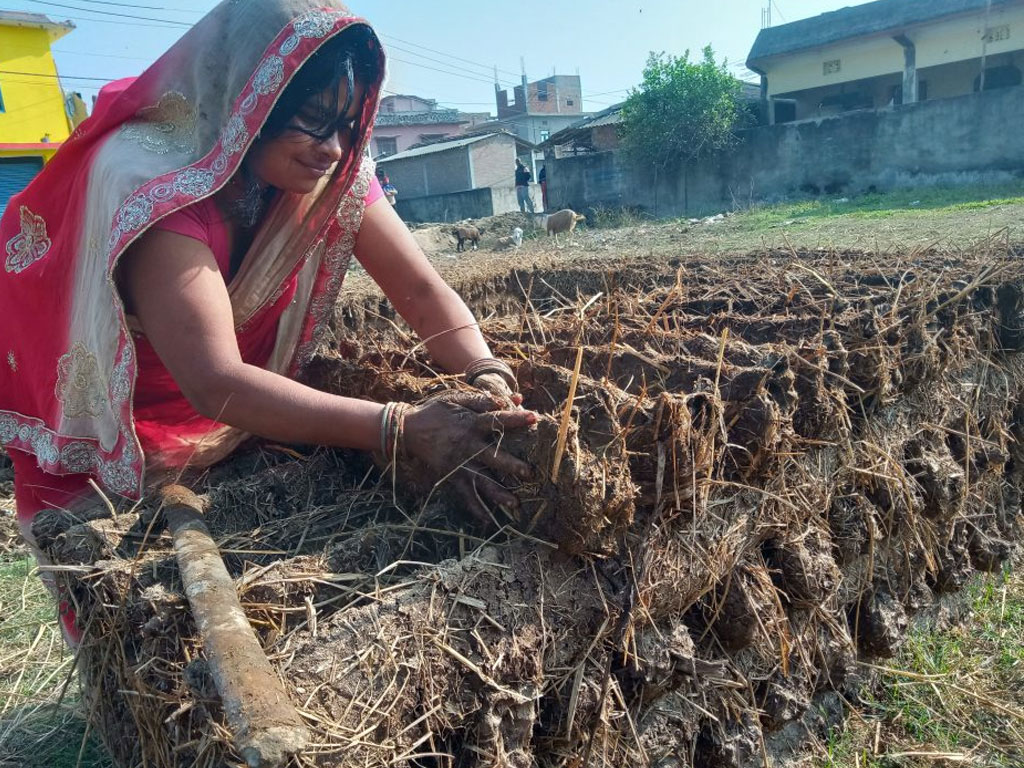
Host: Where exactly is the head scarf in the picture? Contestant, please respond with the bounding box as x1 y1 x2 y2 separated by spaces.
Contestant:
0 0 385 498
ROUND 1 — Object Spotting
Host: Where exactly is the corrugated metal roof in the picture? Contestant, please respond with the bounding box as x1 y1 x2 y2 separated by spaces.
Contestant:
0 10 74 31
747 0 1016 67
376 133 499 162
538 103 624 148
585 111 624 129
375 109 466 127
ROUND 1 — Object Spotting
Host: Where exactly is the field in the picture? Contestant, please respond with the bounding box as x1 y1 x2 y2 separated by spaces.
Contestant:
1 185 1022 768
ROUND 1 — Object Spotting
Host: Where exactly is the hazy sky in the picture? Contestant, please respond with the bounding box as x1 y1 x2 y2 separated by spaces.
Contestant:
4 0 874 112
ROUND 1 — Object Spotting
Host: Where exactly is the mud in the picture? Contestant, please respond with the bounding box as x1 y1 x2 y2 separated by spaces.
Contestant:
33 247 1024 768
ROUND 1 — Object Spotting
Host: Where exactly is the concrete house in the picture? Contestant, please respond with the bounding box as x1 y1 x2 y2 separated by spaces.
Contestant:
490 74 587 145
747 0 1024 123
371 94 490 158
0 10 75 215
376 131 540 222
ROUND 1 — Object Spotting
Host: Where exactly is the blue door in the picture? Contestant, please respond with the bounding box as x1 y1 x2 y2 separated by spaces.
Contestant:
0 157 44 218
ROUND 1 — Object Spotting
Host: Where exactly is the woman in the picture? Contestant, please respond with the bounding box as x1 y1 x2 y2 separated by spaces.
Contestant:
0 0 534 640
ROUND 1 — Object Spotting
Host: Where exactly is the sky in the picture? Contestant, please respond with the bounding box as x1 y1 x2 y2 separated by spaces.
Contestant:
3 0 875 113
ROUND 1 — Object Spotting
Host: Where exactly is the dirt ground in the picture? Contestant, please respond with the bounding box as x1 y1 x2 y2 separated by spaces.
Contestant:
1 190 1022 768
346 194 1024 305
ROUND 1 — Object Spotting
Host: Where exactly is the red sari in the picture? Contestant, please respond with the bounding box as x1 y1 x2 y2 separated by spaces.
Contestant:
0 0 386 639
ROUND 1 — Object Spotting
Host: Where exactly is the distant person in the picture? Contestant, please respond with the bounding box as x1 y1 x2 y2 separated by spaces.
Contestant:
538 165 548 210
515 158 534 213
381 173 398 205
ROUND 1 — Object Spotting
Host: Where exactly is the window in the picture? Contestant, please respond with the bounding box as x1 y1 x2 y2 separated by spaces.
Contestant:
537 82 548 101
975 64 1022 91
823 59 841 75
566 99 574 106
983 25 1010 42
375 136 398 156
774 101 796 123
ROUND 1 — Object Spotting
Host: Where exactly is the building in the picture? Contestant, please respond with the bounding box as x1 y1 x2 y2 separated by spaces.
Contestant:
376 131 527 198
539 102 626 158
0 10 75 215
746 0 1024 123
371 94 490 158
375 131 541 222
489 74 587 146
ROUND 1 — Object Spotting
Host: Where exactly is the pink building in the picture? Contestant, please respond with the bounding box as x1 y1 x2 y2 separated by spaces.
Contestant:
372 94 490 158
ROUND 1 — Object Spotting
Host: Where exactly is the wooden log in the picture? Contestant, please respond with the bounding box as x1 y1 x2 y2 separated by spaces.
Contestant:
161 485 309 768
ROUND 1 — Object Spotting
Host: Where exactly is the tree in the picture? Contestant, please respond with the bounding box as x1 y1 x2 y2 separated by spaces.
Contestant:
620 46 749 212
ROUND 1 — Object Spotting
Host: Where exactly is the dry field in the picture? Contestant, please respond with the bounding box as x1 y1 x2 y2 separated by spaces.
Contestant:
1 187 1023 768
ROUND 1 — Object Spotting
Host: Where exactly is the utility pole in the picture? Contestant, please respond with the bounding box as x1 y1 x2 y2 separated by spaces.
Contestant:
979 0 993 92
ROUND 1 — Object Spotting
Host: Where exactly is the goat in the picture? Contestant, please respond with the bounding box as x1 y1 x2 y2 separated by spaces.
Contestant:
452 224 483 252
545 209 586 247
495 227 524 251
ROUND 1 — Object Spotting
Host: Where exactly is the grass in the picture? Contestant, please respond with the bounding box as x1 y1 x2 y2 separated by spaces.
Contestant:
737 182 1024 230
818 560 1024 768
349 181 1024 304
0 554 112 768
652 181 1024 261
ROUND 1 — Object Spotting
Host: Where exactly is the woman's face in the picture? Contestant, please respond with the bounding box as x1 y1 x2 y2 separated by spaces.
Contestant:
248 80 366 194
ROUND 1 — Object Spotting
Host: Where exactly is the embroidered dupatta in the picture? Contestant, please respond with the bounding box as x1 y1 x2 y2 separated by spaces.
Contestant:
0 0 385 500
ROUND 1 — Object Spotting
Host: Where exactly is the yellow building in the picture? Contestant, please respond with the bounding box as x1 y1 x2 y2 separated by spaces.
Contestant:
747 0 1024 123
0 10 75 213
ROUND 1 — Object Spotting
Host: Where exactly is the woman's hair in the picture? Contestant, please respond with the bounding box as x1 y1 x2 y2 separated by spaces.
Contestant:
262 24 382 142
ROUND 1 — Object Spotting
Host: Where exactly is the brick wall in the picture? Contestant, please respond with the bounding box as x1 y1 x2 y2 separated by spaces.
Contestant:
527 76 584 114
497 76 584 118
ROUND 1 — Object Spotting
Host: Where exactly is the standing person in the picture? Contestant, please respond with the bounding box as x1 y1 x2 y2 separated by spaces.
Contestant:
538 164 548 211
515 158 534 213
380 172 398 205
0 0 535 644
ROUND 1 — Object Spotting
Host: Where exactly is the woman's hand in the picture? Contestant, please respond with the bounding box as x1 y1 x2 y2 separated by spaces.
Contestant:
400 391 536 521
470 372 522 408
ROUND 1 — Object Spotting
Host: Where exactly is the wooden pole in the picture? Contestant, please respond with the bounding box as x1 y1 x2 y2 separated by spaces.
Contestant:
161 485 310 768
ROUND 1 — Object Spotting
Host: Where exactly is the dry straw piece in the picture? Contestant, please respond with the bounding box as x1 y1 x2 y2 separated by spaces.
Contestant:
33 245 1024 767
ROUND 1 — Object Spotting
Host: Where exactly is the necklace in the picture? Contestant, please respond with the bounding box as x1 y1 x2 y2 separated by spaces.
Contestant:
231 177 267 229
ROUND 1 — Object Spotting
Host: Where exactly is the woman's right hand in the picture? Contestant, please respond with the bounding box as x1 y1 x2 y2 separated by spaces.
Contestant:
400 391 537 522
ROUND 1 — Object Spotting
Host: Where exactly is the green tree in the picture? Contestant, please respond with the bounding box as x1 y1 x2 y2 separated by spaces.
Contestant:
620 46 749 211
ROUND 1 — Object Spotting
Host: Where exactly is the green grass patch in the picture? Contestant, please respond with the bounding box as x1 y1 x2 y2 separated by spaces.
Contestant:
0 555 112 768
820 562 1024 767
727 182 1024 232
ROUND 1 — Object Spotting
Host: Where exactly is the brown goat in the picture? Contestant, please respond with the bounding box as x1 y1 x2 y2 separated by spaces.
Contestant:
545 209 586 247
452 224 483 252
